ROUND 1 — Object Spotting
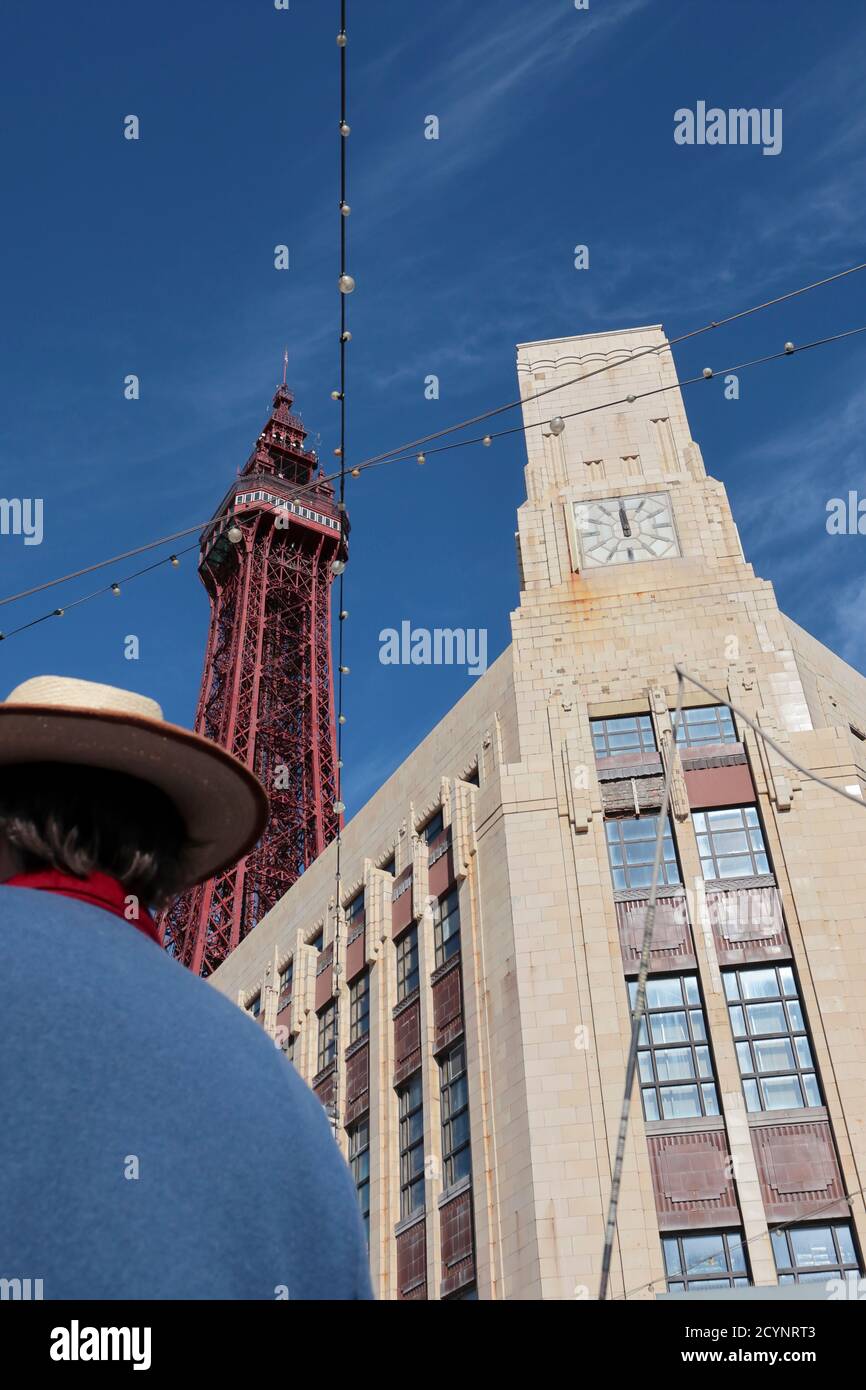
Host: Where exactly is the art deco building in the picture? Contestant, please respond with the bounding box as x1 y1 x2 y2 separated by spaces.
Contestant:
210 325 866 1301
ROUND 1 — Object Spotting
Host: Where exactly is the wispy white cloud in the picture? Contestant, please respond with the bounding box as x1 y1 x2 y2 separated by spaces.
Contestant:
833 574 866 669
353 0 653 212
734 379 866 544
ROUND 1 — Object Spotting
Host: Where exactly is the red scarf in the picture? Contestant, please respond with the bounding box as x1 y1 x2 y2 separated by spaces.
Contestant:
5 868 161 944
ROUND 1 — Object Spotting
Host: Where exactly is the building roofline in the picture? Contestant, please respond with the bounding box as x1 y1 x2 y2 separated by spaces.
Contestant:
515 324 665 350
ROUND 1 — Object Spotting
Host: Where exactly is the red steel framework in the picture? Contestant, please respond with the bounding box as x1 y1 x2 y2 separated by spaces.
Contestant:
161 384 347 976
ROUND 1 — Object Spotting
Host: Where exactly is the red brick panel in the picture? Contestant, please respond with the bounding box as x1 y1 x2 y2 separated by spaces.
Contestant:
616 895 696 975
680 742 745 767
751 1120 848 1222
392 867 414 937
314 945 334 1011
706 886 790 966
396 1218 427 1300
428 829 455 899
432 958 463 1053
596 751 663 776
276 1001 292 1033
345 924 366 983
344 1040 369 1125
647 1131 740 1230
440 1187 475 1298
393 998 421 1086
601 775 665 815
685 762 756 810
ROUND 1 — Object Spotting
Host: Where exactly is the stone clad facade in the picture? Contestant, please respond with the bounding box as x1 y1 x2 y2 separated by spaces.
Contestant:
210 325 866 1300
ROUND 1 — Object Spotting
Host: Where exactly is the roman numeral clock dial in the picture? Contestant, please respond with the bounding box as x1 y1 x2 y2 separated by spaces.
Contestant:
573 491 680 569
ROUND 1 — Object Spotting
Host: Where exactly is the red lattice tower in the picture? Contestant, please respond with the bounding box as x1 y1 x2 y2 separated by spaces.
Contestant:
161 384 347 976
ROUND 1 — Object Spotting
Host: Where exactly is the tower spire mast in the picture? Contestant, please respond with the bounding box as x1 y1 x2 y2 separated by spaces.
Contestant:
160 385 348 976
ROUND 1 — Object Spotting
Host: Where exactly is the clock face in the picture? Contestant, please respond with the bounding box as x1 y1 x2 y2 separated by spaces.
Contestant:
573 491 679 569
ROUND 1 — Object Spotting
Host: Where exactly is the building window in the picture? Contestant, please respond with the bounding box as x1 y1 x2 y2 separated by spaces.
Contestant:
248 993 261 1019
345 890 364 925
723 965 821 1112
605 814 681 893
662 1230 750 1293
348 1118 371 1245
463 766 480 787
440 1042 471 1189
693 805 770 881
398 1074 425 1218
278 962 293 1005
771 1223 860 1285
673 703 737 747
309 930 323 952
629 974 719 1121
282 1032 295 1063
381 854 396 876
396 925 419 1001
591 714 656 759
349 970 370 1043
433 888 461 967
421 808 444 843
316 1001 337 1072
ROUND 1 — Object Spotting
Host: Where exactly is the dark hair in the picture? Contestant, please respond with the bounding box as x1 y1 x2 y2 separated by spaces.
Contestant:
0 763 187 908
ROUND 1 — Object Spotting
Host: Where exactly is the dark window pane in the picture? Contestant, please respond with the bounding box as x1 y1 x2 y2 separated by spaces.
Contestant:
790 1226 836 1269
649 1011 689 1045
761 1075 803 1110
803 1074 821 1107
740 969 779 1000
745 1002 787 1034
837 1226 858 1266
451 1147 472 1183
660 1084 702 1118
753 1038 795 1073
634 975 717 1122
642 1088 660 1121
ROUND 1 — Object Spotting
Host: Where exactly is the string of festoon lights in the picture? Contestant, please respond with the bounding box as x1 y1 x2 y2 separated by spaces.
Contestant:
598 665 866 1303
351 257 866 469
328 0 352 1138
2 310 866 643
614 1175 866 1304
5 250 866 636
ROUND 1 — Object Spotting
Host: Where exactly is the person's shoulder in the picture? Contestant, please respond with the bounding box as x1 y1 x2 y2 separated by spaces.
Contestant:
0 885 283 1074
0 887 374 1298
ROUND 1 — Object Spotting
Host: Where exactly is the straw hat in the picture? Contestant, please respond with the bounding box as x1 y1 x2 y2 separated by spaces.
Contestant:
0 676 269 889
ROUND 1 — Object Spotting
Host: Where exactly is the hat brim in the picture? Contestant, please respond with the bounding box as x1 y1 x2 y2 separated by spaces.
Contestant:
0 705 270 891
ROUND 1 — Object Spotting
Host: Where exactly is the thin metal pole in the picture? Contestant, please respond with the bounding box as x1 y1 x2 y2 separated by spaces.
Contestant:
598 671 685 1300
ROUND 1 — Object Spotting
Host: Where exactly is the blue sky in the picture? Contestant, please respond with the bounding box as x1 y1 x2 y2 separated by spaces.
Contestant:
1 0 865 812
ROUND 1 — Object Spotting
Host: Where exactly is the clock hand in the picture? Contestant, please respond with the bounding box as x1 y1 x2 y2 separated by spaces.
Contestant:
618 502 632 538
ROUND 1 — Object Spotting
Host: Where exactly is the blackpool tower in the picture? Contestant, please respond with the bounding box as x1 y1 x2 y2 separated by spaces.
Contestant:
161 383 347 976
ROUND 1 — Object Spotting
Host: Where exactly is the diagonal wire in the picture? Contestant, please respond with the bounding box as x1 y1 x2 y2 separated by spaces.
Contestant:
3 319 865 626
675 666 866 809
372 327 866 466
352 259 866 468
599 664 866 1298
614 1177 866 1302
598 671 686 1300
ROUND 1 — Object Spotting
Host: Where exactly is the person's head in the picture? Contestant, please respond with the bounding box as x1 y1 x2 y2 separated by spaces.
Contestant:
0 675 270 908
0 763 187 907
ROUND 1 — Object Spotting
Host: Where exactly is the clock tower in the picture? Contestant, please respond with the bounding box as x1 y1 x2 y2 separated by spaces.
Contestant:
210 323 866 1299
501 323 866 1294
510 323 775 730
